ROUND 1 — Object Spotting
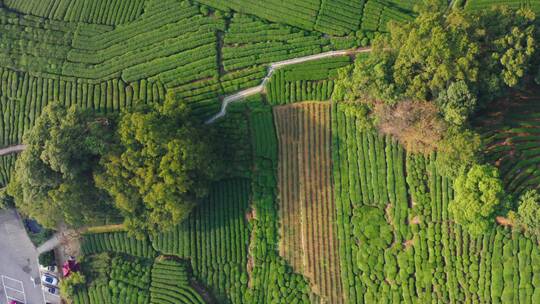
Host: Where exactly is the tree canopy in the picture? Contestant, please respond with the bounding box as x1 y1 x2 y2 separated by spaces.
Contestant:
335 7 536 111
95 95 219 237
7 103 115 228
436 80 477 127
435 126 482 178
448 164 506 235
508 189 540 237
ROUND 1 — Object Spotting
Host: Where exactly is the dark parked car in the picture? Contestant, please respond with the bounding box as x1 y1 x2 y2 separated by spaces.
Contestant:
42 285 60 295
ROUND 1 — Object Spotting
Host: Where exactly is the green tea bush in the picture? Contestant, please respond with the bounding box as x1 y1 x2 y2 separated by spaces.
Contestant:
81 232 156 258
149 259 204 304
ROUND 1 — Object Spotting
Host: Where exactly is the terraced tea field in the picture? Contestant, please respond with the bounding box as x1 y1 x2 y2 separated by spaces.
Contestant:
1 1 540 304
332 103 540 304
465 0 540 13
480 91 540 195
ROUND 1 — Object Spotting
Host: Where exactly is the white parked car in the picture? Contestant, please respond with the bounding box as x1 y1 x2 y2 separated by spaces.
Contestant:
42 285 60 295
40 265 58 274
41 274 58 287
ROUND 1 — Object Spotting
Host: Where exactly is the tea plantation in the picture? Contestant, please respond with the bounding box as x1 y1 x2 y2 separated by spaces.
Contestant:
1 1 539 304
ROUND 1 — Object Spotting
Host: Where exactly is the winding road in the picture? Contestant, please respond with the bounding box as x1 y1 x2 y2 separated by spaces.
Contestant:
206 47 373 123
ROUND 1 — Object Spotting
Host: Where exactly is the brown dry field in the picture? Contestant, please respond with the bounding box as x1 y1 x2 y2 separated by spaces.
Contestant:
273 102 342 304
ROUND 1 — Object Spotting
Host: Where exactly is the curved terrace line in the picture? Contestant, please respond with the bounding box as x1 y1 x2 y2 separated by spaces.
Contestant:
0 49 374 148
206 47 373 123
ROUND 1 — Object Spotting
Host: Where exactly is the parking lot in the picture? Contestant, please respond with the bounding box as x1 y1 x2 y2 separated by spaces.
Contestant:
1 275 26 303
0 209 60 304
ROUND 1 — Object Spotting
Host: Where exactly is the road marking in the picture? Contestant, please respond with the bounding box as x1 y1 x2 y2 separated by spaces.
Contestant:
1 275 26 304
37 257 47 304
2 276 23 290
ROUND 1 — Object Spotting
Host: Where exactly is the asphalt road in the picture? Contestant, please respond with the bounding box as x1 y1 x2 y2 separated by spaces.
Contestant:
0 209 44 304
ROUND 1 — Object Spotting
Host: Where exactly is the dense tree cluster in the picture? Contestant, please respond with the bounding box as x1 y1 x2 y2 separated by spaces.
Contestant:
336 7 536 111
7 103 115 228
8 96 218 236
95 96 219 237
334 7 536 168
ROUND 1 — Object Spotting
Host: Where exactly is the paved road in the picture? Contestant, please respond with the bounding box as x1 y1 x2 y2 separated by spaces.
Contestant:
206 47 372 123
0 209 44 304
0 145 26 156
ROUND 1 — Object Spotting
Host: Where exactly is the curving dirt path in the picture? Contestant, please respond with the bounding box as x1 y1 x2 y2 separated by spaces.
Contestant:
0 144 26 156
206 47 373 123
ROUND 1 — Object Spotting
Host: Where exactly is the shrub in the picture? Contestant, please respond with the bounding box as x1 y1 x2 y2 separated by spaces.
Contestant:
39 250 55 266
60 272 86 299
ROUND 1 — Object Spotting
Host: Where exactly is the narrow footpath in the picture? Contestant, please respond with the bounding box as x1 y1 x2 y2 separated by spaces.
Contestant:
206 47 373 123
0 144 26 156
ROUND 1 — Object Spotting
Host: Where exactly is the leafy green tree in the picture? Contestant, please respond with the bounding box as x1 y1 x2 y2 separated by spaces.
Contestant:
391 11 480 101
7 103 115 228
492 10 535 87
508 189 540 236
334 48 401 103
334 10 480 103
436 127 482 178
472 7 536 103
449 164 506 235
38 250 55 266
436 81 477 126
95 96 218 237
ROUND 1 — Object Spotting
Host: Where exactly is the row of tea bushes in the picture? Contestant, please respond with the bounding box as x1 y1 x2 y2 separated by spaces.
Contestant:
81 232 157 258
3 0 145 25
150 259 205 304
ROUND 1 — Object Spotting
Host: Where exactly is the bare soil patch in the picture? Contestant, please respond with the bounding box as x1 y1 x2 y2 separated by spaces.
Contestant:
274 102 343 304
